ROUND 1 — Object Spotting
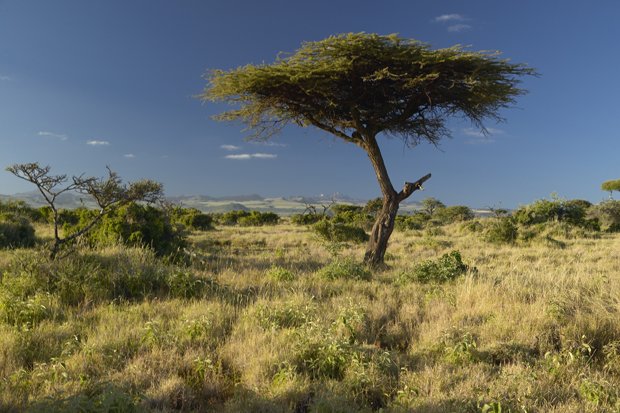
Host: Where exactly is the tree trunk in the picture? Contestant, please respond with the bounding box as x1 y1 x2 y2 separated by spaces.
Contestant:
361 135 431 266
364 195 400 266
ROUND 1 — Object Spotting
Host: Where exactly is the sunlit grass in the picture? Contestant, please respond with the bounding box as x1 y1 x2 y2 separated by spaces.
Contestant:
2 222 620 411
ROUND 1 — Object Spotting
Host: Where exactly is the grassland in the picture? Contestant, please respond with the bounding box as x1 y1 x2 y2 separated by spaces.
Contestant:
1 221 620 412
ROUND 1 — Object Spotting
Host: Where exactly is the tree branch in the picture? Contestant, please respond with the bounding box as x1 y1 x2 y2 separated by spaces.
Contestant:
397 173 432 202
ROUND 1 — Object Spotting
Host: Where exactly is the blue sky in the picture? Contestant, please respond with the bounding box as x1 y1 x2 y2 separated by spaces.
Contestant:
1 0 619 208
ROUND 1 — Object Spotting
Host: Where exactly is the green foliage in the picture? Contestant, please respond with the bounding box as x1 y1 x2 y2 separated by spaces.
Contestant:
434 205 474 224
212 210 279 226
0 248 210 307
0 200 43 222
399 251 468 284
420 197 445 217
395 212 430 231
601 179 620 195
483 217 518 244
65 203 186 257
256 301 314 330
588 200 620 232
294 329 350 380
171 207 213 231
27 383 141 413
513 197 593 228
203 33 533 145
312 219 369 244
266 265 296 282
316 258 372 281
0 213 36 249
290 213 323 225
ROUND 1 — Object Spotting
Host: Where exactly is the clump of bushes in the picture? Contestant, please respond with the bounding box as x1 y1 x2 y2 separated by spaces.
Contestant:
0 213 36 249
395 212 430 231
587 200 620 232
513 197 595 228
483 217 519 244
312 219 369 244
0 248 209 311
64 203 186 257
399 250 468 284
171 207 214 231
316 258 371 281
290 213 323 225
212 210 279 226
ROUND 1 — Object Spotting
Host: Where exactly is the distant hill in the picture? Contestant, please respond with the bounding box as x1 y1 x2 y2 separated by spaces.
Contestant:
0 191 430 216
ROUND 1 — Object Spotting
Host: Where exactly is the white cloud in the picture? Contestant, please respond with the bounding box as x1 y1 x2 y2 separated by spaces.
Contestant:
224 153 277 160
220 144 241 151
434 14 466 22
0 75 11 81
38 131 68 141
448 24 472 32
86 140 110 146
124 153 135 158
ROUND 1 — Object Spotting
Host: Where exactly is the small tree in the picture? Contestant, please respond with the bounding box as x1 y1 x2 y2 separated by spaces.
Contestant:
601 179 620 199
6 162 163 259
420 197 446 217
202 33 533 265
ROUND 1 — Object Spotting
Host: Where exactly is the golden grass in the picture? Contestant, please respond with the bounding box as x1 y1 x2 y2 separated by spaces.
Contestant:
1 223 620 411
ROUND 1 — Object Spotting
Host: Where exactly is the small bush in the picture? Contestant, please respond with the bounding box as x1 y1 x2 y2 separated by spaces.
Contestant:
256 302 314 329
588 200 620 232
266 265 296 282
65 203 186 257
399 251 468 284
294 329 350 379
290 213 323 225
316 258 371 281
395 212 430 231
238 211 280 226
313 219 369 244
171 207 214 231
483 217 518 244
434 205 474 224
0 213 36 249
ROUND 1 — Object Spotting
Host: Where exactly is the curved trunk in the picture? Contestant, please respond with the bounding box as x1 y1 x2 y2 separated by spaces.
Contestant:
361 134 431 266
364 196 400 265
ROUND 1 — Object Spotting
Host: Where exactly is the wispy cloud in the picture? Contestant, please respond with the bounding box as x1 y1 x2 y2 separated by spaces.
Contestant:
123 153 135 158
434 13 466 23
86 140 110 146
448 24 472 32
220 144 241 151
0 74 12 81
224 153 277 160
38 131 68 141
434 13 472 32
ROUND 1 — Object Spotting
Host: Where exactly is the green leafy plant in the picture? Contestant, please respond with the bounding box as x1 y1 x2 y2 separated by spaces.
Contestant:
399 251 468 284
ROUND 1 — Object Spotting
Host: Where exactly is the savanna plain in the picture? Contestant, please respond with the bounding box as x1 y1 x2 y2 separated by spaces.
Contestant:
2 201 620 413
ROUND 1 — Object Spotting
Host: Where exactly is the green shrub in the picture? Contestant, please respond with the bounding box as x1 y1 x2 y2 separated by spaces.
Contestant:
0 213 36 249
256 302 313 329
290 213 323 225
238 211 280 226
331 204 374 230
399 251 468 284
65 203 186 257
171 207 214 231
294 329 350 379
213 210 279 226
395 212 430 231
513 197 593 228
166 270 208 299
0 200 43 222
266 265 296 282
483 217 518 244
312 219 369 244
434 205 474 224
316 258 371 281
588 200 620 232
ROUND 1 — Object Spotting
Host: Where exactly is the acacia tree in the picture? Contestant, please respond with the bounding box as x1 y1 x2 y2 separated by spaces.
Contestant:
7 162 163 259
202 33 534 265
601 179 620 199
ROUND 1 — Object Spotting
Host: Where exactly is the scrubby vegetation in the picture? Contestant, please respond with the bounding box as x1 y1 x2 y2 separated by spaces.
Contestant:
2 195 620 412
